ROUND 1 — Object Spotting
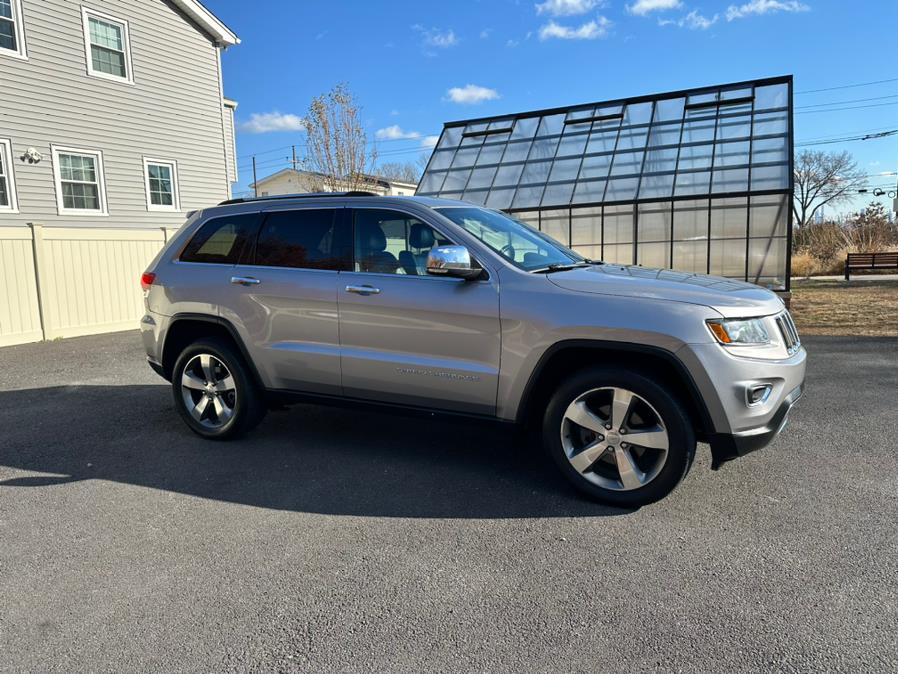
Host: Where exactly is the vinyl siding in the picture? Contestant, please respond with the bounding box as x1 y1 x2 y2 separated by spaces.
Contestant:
0 0 233 229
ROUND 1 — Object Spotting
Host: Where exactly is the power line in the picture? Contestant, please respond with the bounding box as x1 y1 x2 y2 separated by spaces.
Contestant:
797 125 898 143
236 80 898 174
794 100 898 115
236 144 293 161
235 76 898 162
795 93 898 110
237 133 441 162
795 77 898 95
795 129 898 147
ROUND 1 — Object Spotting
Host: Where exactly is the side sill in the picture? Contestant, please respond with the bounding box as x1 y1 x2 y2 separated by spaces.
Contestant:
265 388 514 426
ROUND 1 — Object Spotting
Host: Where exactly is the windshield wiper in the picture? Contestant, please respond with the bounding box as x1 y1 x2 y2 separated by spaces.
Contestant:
532 262 591 274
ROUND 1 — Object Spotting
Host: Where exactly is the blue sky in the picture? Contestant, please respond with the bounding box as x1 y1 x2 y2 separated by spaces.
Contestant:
209 0 898 214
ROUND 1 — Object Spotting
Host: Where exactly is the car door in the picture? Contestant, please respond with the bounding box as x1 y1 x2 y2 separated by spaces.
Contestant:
338 207 501 415
219 204 351 394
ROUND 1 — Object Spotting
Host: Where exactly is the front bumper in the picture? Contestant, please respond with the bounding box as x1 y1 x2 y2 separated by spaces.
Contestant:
708 383 803 469
147 357 167 380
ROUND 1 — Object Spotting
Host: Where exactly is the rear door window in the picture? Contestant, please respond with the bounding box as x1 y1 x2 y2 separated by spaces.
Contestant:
253 208 350 270
180 213 259 264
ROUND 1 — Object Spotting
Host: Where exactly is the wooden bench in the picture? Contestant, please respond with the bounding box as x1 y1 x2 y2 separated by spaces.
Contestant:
844 252 898 280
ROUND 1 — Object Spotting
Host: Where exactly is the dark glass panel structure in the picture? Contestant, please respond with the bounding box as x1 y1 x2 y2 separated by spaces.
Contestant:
419 76 794 289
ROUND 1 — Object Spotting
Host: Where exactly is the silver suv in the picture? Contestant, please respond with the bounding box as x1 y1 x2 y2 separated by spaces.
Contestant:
140 193 805 507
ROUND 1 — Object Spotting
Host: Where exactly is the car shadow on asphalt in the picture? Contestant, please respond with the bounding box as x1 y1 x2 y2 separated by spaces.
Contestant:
0 385 630 519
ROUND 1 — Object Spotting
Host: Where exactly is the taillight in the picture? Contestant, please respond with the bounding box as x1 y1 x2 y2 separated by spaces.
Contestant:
141 272 156 291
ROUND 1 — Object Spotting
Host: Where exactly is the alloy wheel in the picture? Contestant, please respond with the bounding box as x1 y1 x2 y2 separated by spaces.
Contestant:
560 386 669 491
180 354 237 430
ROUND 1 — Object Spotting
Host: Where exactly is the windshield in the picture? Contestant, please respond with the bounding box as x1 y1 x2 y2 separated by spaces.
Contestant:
434 207 584 271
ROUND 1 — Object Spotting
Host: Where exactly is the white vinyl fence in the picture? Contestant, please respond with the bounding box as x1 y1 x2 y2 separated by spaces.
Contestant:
0 224 177 347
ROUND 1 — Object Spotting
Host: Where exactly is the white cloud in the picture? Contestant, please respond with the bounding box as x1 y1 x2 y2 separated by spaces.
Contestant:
660 9 719 29
627 0 682 16
445 84 500 104
535 0 603 16
538 17 611 40
412 25 459 48
421 135 440 149
726 0 810 20
239 112 305 134
480 28 492 38
375 125 421 141
685 10 718 28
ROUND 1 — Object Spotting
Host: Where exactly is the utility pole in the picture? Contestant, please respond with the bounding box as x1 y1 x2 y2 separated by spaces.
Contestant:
252 156 258 198
891 171 898 215
292 145 298 170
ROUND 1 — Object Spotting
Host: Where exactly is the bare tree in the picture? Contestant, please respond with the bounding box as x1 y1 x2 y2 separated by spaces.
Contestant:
377 161 420 183
303 83 377 192
416 152 431 177
793 150 866 227
844 201 897 252
294 170 326 193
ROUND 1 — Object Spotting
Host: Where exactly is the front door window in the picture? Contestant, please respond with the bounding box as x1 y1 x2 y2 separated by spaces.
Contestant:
352 209 450 275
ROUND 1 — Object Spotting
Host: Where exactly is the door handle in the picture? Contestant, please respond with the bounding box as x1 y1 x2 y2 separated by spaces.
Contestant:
230 276 261 286
345 284 381 296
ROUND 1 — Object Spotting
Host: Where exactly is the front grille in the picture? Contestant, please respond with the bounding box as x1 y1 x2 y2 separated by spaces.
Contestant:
776 311 801 354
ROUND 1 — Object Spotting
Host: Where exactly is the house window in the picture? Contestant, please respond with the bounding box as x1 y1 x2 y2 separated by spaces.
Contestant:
52 146 108 215
82 7 133 83
0 139 19 212
143 158 180 211
0 0 26 59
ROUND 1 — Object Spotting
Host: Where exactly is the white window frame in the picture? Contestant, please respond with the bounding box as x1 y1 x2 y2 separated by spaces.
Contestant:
142 157 181 212
81 6 134 84
51 145 109 216
0 138 19 213
0 0 27 60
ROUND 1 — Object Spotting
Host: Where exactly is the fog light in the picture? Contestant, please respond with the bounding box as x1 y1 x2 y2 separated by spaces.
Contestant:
746 384 772 406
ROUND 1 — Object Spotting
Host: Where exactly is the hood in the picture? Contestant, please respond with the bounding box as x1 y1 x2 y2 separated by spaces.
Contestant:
547 264 784 318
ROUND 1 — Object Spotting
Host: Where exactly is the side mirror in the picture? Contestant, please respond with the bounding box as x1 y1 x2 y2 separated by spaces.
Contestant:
426 245 482 280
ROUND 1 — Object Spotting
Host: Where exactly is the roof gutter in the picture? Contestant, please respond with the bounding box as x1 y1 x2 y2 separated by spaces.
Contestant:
170 0 240 47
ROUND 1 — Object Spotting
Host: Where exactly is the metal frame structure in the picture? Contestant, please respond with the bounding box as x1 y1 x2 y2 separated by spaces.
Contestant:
417 75 794 290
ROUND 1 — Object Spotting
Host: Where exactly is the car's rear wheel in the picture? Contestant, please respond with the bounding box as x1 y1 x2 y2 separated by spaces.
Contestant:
172 337 266 439
543 366 695 507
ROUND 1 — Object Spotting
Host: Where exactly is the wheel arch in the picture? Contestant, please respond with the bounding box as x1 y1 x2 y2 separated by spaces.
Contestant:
515 340 716 441
161 313 265 390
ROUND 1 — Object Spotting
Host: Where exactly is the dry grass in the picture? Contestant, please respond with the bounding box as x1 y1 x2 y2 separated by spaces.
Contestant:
790 278 898 336
790 251 819 279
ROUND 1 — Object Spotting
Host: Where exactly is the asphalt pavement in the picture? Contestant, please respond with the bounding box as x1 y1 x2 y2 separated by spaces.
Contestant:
0 331 896 673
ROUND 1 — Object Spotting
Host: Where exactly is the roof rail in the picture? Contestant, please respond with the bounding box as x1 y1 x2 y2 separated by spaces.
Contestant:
218 191 379 206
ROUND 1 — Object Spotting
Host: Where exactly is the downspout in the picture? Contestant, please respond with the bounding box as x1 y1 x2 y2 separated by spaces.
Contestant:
215 43 233 199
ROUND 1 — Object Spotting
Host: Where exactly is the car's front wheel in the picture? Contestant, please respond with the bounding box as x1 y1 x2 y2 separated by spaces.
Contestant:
172 337 266 439
543 366 695 508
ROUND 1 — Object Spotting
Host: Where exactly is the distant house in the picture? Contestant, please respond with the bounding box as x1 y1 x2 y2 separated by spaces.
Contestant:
250 168 418 198
0 0 240 229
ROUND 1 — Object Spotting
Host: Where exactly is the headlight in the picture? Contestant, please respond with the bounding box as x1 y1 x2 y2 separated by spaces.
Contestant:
706 318 770 346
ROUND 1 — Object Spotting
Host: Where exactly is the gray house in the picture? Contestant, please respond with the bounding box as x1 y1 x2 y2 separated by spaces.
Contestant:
0 0 240 229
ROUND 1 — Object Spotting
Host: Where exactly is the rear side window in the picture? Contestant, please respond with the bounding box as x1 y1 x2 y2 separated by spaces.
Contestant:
253 208 350 270
180 213 258 264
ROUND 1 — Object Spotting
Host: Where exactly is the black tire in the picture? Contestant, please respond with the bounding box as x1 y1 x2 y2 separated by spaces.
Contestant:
171 337 267 440
543 366 695 508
